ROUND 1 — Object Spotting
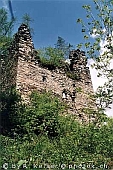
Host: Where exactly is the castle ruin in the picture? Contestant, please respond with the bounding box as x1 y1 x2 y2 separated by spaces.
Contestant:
1 24 95 122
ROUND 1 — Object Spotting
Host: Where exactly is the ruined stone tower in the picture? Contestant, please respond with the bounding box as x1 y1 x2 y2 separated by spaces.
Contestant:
1 24 95 122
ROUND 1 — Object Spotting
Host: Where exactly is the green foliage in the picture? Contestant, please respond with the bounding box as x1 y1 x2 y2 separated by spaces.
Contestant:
0 8 33 56
0 8 15 55
0 8 15 37
36 47 65 70
0 88 23 135
0 89 113 169
9 91 65 138
36 37 74 70
77 0 113 59
76 87 83 92
1 117 113 169
77 0 113 112
22 13 34 35
96 80 113 109
22 13 33 26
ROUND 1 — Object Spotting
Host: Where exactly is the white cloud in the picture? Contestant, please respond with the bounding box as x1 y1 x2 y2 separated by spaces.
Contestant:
90 28 108 40
100 39 109 55
106 103 113 117
88 59 113 117
88 59 107 91
89 28 113 117
90 28 106 39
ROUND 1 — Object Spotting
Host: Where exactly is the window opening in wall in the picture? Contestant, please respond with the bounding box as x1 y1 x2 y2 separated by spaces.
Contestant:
62 89 67 99
71 91 76 102
85 81 90 85
79 114 82 118
73 83 76 87
42 75 46 82
70 63 74 71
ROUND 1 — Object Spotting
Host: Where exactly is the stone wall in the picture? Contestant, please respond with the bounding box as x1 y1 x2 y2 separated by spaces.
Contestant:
1 24 34 91
1 24 95 122
16 57 94 121
1 48 18 92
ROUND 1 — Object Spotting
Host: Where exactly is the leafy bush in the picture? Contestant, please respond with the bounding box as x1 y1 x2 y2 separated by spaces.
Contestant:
1 90 113 169
0 88 23 136
9 91 65 138
36 47 65 70
1 117 113 169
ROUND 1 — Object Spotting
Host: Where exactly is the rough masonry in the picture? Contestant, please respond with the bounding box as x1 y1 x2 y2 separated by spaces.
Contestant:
1 24 95 122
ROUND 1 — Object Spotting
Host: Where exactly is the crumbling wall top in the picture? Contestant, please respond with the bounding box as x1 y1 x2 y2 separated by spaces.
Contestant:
69 49 87 65
9 23 35 60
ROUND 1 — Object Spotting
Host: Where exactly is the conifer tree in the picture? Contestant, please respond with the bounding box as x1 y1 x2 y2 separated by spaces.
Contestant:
55 36 73 58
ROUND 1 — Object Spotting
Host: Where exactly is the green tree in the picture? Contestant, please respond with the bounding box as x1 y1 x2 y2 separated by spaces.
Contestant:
55 36 73 58
9 91 65 139
77 0 113 114
0 8 16 135
0 8 15 55
0 88 22 135
37 47 65 69
22 13 34 35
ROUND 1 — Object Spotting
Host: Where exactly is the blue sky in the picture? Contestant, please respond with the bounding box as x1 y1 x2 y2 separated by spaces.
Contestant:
0 0 95 49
